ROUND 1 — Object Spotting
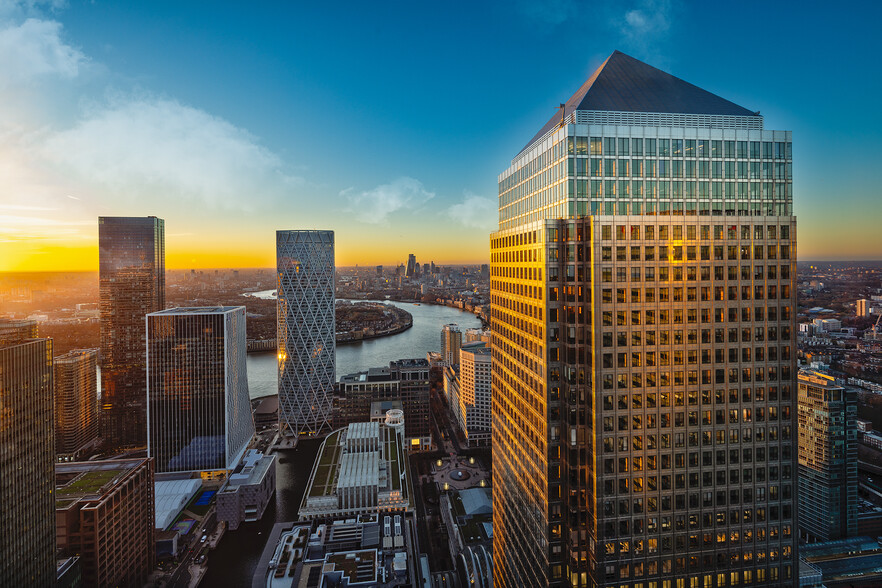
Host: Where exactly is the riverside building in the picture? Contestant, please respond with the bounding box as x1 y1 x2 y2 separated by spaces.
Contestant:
490 51 797 587
277 230 336 438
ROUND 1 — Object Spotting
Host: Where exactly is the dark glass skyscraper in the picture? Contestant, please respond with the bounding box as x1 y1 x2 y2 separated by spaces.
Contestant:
55 348 99 461
99 216 165 448
491 51 797 587
146 306 254 473
0 320 56 586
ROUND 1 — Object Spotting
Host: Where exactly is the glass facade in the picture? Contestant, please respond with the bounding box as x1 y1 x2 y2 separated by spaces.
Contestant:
277 230 336 438
797 371 857 542
491 55 797 588
146 306 254 473
0 320 56 587
55 348 99 460
99 216 165 448
499 133 792 232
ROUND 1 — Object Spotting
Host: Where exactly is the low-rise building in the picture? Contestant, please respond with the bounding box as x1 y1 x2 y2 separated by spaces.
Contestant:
300 417 410 520
217 449 276 530
55 458 155 588
337 359 431 450
261 515 418 587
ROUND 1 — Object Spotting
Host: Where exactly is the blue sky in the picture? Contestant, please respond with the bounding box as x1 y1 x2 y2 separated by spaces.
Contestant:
2 0 882 270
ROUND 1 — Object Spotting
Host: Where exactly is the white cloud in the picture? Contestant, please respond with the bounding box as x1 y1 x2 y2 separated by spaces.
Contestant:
342 177 434 224
40 96 302 211
0 17 85 85
448 192 496 231
617 0 673 62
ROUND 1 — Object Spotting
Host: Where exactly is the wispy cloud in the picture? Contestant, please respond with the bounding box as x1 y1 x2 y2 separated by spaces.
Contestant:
40 95 302 211
0 17 85 86
448 191 496 231
342 177 434 225
616 0 674 64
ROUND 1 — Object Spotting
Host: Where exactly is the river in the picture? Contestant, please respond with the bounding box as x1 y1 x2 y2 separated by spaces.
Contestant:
202 299 481 586
245 299 482 400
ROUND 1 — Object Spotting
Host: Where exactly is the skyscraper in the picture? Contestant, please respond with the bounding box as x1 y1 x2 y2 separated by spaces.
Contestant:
0 319 56 586
99 216 165 448
457 342 492 447
491 51 797 587
147 306 254 474
406 253 417 278
277 230 336 438
797 370 857 542
55 348 99 461
441 323 463 367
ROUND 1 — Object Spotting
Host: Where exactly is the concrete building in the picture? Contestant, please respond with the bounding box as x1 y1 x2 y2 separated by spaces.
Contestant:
260 516 419 587
441 323 463 366
454 342 492 447
277 230 336 438
491 51 797 587
217 449 276 530
465 327 492 345
337 358 432 450
300 416 410 520
857 298 870 317
55 349 99 461
55 458 155 588
812 318 841 332
99 216 165 448
798 371 857 542
0 319 56 587
147 306 254 475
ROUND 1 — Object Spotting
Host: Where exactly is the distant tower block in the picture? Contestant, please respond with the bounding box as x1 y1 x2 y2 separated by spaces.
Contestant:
276 230 336 438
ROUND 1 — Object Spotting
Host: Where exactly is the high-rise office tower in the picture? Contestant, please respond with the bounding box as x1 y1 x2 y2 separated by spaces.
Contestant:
406 253 417 278
147 306 254 473
99 216 165 448
55 349 99 461
491 51 797 587
0 320 56 586
277 230 336 438
797 371 856 542
441 323 463 367
55 458 155 587
457 342 492 447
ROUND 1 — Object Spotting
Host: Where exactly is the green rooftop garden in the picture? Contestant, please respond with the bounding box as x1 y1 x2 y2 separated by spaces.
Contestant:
56 469 122 498
308 430 342 498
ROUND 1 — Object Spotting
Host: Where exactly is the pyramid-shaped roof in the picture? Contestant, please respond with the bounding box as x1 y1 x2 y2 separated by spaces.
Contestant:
522 50 757 153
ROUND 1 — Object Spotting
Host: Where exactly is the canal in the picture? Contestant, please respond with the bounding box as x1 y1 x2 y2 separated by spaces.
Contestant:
203 300 482 585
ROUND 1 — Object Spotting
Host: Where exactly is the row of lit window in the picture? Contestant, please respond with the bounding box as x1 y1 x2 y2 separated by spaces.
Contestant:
598 366 792 390
598 267 793 286
597 308 793 328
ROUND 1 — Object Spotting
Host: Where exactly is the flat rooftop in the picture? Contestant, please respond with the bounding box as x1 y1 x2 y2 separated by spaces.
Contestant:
149 306 244 315
56 459 147 507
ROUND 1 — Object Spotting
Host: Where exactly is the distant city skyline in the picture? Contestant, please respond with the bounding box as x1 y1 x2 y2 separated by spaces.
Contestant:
2 1 882 271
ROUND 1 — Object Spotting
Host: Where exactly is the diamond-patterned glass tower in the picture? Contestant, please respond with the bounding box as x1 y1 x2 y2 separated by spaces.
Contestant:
277 230 336 437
